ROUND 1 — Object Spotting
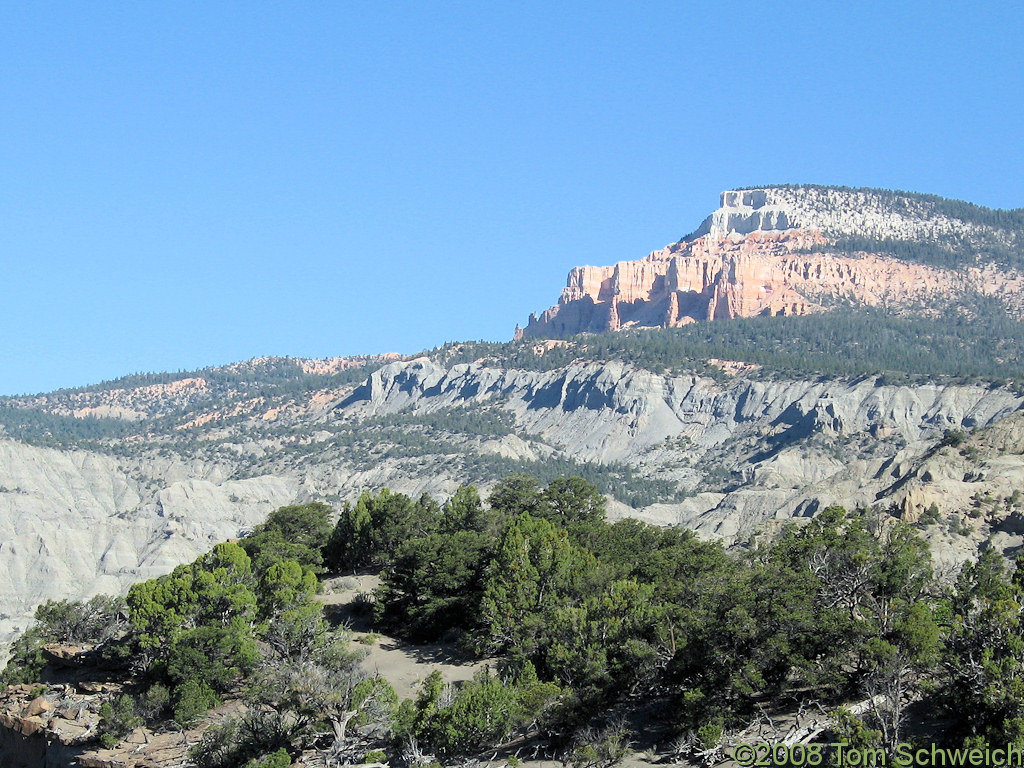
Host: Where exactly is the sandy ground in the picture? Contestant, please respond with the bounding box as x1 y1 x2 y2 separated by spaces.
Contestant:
318 575 491 700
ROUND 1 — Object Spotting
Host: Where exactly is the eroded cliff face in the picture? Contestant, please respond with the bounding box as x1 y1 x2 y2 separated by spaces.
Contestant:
0 439 300 658
1 354 1024 661
337 359 1024 567
518 187 1024 338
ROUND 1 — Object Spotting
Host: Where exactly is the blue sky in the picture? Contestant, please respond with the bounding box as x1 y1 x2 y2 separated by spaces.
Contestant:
2 1 1022 395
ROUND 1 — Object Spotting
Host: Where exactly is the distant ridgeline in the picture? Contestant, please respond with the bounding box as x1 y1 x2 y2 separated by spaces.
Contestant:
0 355 394 447
518 185 1024 339
3 297 1024 461
0 355 679 507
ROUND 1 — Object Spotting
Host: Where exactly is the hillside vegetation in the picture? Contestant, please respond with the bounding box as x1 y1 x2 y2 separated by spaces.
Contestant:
439 302 1024 386
4 477 1024 766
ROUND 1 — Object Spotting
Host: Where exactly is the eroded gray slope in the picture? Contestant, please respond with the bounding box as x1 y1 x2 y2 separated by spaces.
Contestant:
2 358 1022 656
0 442 299 653
336 359 1024 537
342 358 1021 461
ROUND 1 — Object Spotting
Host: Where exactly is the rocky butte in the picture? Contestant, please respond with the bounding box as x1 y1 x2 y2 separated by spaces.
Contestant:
516 186 1024 337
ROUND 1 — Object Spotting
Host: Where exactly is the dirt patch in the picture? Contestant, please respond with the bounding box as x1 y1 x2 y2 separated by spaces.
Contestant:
318 574 491 699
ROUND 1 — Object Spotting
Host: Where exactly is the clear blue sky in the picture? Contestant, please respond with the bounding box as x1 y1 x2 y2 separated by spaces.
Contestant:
2 1 1022 395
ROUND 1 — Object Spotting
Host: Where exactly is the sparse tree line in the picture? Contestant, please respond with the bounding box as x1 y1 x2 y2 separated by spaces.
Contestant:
5 477 1024 765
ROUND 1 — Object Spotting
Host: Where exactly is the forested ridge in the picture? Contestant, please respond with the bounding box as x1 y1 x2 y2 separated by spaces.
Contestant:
5 476 1024 766
439 302 1024 386
4 299 1023 455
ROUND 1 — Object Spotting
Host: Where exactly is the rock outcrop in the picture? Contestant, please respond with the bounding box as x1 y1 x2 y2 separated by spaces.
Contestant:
690 187 1023 245
0 680 226 768
519 187 1024 337
0 684 100 767
340 359 1024 539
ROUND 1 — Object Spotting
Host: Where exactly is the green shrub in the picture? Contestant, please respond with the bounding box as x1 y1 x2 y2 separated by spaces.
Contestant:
942 429 968 448
242 502 333 575
918 503 941 527
696 723 723 750
244 749 292 768
566 720 631 768
0 629 46 686
34 594 127 644
399 666 561 756
1 594 127 686
188 718 241 768
98 695 143 748
172 678 219 727
137 683 171 722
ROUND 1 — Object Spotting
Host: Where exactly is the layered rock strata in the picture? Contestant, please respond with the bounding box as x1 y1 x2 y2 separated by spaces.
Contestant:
518 187 1024 338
